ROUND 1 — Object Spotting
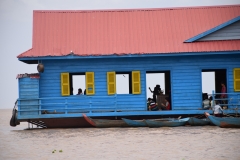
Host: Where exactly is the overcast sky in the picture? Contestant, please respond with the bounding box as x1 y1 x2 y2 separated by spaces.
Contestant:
0 0 239 109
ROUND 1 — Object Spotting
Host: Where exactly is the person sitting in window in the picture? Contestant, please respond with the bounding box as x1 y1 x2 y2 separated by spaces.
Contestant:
212 101 223 117
209 96 213 108
160 98 171 110
148 98 159 111
202 94 210 110
147 98 151 111
76 88 83 95
149 84 161 102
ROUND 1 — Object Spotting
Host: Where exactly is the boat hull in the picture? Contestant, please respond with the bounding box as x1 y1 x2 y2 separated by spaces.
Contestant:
122 118 180 127
188 117 210 126
43 117 91 128
205 112 240 128
83 114 128 128
122 118 147 127
144 118 189 127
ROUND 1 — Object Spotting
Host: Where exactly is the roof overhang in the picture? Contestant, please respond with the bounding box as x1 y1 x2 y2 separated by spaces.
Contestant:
19 51 240 64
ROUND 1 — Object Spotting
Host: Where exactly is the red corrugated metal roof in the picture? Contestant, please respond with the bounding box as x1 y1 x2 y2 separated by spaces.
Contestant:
18 5 240 58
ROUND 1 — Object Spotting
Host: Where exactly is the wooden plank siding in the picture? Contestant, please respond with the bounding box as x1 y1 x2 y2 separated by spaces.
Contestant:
37 54 240 113
19 78 39 115
19 78 39 98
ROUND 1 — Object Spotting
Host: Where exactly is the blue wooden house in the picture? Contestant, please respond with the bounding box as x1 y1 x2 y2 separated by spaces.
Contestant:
14 5 240 128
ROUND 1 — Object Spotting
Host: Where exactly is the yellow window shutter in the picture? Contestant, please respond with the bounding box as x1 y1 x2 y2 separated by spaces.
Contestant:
61 73 70 96
107 72 116 95
86 72 95 95
234 68 240 91
132 71 141 94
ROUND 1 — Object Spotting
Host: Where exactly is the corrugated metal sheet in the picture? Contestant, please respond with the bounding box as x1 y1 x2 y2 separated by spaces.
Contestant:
18 5 240 58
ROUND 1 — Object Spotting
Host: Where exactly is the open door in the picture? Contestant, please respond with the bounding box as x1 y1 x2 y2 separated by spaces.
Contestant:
215 69 227 97
146 70 171 109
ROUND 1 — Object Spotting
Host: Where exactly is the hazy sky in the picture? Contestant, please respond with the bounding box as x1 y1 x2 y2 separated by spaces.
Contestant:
0 0 239 109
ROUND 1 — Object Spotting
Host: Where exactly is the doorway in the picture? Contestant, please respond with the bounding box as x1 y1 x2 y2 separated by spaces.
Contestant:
202 69 227 98
146 71 171 104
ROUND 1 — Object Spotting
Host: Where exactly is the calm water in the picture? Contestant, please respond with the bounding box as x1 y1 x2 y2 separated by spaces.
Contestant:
0 109 240 160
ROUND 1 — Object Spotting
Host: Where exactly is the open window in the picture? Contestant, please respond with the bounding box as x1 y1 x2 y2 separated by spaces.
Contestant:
116 72 131 94
201 69 227 99
146 71 171 105
107 71 141 95
70 73 86 95
61 72 94 96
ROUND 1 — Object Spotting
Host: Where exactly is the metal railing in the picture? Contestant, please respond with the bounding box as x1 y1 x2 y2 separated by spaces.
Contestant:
17 94 144 115
211 91 240 115
18 95 116 114
17 92 240 116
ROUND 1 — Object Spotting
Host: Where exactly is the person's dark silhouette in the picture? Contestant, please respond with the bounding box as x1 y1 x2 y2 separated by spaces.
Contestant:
149 84 161 102
76 88 83 95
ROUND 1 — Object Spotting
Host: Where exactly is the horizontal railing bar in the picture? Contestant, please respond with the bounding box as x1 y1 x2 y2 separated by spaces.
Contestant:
17 102 239 106
18 102 117 106
19 108 238 112
211 93 240 95
18 107 129 112
215 98 240 100
19 103 240 109
18 104 39 106
18 95 117 101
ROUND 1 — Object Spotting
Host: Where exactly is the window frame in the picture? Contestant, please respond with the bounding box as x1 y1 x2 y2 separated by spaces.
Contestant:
61 72 95 96
234 68 240 92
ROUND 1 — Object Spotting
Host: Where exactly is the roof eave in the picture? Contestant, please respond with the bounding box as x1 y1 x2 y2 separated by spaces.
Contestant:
18 51 240 64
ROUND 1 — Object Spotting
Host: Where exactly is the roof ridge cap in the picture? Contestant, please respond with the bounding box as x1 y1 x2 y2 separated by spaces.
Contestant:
33 4 240 13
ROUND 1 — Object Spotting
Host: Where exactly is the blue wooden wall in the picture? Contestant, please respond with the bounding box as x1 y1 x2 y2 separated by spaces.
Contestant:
19 77 39 115
37 53 240 112
19 78 39 98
